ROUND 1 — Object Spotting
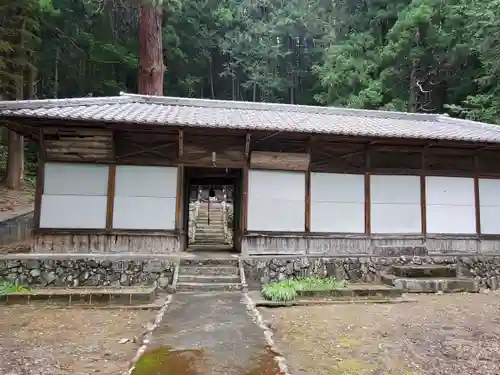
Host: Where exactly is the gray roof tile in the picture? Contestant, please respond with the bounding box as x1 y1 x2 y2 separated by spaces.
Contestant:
1 92 500 143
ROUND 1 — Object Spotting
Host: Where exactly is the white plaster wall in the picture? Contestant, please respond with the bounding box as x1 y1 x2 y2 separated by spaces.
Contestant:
113 165 177 230
479 178 500 234
311 173 364 233
426 176 476 233
40 163 109 228
247 170 305 231
371 175 421 233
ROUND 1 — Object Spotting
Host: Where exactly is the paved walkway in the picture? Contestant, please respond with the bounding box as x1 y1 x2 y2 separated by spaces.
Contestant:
132 292 281 375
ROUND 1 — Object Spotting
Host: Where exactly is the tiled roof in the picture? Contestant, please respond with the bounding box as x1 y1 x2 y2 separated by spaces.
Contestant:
1 92 500 143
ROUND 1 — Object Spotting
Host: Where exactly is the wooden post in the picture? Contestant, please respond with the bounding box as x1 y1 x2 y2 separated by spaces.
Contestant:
305 137 312 232
364 147 371 234
242 132 251 232
33 157 45 230
33 130 45 230
175 130 184 231
420 147 427 234
105 165 116 230
474 154 481 235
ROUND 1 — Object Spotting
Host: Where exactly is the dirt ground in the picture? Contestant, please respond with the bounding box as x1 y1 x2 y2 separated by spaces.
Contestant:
261 292 500 375
0 184 34 213
0 305 155 375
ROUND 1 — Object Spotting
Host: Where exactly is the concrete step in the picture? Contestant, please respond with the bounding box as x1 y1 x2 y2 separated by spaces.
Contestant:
178 274 240 284
392 265 456 278
381 274 479 293
179 266 239 276
176 282 241 292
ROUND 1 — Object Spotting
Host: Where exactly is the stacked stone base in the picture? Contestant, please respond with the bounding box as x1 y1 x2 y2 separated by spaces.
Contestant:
0 254 176 290
241 255 500 291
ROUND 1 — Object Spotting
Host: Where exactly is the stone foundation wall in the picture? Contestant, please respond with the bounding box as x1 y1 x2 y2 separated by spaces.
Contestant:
242 255 500 290
0 210 33 246
0 255 176 289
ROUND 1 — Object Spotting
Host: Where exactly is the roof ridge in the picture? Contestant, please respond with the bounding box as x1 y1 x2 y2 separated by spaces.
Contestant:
438 114 500 133
0 95 136 110
119 92 440 122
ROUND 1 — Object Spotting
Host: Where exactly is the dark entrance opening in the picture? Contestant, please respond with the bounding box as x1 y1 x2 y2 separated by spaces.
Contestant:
183 167 242 252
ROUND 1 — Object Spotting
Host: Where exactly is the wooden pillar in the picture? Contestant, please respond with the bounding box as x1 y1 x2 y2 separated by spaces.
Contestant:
33 157 45 230
474 154 481 235
242 132 251 232
420 147 427 234
364 147 371 234
105 165 116 230
305 137 312 232
175 130 184 231
34 129 45 230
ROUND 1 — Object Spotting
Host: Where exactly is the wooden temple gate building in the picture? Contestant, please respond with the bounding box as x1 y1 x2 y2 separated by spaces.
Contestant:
2 92 500 256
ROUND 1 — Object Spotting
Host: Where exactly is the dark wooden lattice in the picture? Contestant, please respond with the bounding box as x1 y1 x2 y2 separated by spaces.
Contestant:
114 131 177 163
311 142 365 173
370 150 422 172
425 148 475 173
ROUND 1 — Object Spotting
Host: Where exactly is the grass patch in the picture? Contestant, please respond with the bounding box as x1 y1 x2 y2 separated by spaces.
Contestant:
261 276 346 302
0 280 30 294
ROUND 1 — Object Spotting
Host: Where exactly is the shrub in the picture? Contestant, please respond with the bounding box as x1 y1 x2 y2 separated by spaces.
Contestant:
261 276 346 301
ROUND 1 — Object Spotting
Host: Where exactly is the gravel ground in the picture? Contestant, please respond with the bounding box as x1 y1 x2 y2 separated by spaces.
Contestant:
0 305 155 375
261 292 500 375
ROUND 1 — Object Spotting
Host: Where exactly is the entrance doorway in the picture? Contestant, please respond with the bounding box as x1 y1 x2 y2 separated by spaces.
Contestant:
183 167 242 252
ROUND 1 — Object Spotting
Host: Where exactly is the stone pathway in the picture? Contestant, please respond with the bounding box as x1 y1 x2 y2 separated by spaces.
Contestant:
131 292 283 375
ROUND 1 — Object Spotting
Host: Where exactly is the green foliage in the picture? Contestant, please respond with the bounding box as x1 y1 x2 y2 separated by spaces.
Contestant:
0 280 30 294
261 277 346 302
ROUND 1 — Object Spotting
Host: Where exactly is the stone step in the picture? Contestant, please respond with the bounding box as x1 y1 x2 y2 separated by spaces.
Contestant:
178 274 240 284
194 237 226 242
192 242 229 246
381 274 479 293
196 222 224 227
179 266 239 276
0 287 157 305
392 265 456 278
180 258 238 267
176 282 241 292
196 231 225 235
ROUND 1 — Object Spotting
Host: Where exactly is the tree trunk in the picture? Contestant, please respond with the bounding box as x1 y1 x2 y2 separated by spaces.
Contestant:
138 0 164 95
5 19 25 190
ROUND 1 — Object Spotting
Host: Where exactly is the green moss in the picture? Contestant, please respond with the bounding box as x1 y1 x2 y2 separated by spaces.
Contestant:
131 347 202 375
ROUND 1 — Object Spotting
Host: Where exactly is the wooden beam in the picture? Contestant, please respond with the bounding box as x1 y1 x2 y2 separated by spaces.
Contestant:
364 147 371 234
421 147 427 234
245 132 251 158
105 165 116 230
33 157 45 230
175 130 184 231
474 154 481 235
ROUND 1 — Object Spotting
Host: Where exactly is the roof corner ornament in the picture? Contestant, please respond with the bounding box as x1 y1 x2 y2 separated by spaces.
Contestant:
212 151 216 167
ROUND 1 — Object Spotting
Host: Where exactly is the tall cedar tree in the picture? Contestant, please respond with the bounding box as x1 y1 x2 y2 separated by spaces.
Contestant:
138 0 164 95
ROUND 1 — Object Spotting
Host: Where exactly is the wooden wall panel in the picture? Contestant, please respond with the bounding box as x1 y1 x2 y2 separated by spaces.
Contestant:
250 151 310 171
43 128 113 161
